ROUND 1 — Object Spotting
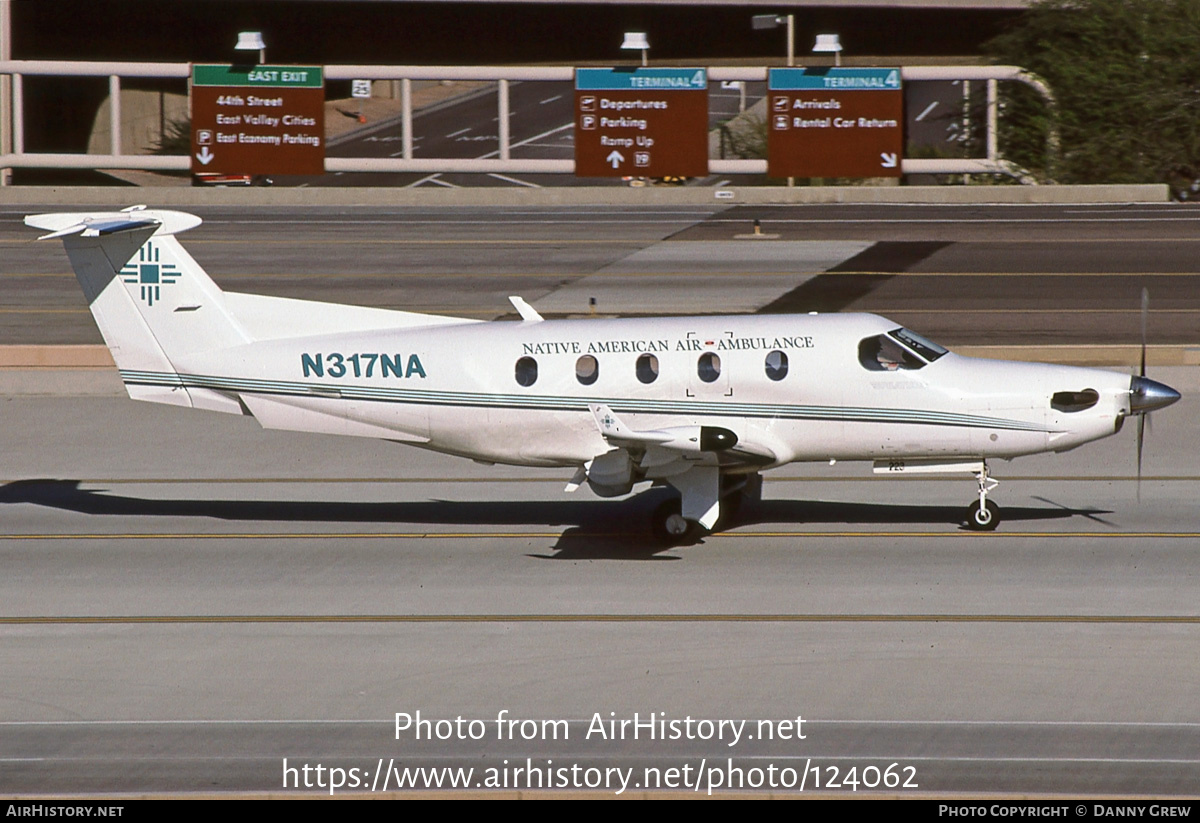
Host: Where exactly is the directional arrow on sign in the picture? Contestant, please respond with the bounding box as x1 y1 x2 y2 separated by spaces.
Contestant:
606 150 624 169
880 152 898 168
196 146 215 166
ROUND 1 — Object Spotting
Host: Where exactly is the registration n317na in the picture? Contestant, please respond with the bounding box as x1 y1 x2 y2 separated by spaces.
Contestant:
26 208 1180 543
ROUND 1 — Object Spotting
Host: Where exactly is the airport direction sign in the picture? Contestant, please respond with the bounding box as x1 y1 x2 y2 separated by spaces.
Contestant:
574 68 708 178
767 67 903 178
191 64 325 175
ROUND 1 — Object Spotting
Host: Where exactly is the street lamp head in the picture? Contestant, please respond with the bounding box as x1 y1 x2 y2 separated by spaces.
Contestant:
812 33 842 54
752 14 784 30
620 31 650 51
235 31 266 52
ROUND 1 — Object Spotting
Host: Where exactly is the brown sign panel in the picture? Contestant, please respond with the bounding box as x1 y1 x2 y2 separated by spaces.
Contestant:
191 64 325 176
574 68 708 178
767 68 903 179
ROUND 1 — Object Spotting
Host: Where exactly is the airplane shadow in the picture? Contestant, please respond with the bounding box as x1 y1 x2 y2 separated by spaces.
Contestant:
0 479 1110 561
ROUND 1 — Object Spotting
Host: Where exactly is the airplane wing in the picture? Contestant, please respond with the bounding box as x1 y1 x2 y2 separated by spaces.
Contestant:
588 403 776 465
581 404 778 529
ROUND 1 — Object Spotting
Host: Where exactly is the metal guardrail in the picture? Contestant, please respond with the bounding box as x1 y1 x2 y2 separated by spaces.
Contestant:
0 60 1057 182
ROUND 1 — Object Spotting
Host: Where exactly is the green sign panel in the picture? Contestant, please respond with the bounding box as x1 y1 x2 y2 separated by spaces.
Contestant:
192 64 323 88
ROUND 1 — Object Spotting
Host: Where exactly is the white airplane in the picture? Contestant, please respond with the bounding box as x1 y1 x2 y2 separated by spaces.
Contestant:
26 207 1180 543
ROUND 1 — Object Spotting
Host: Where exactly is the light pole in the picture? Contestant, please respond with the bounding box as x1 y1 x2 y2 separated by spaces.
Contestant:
1 0 11 186
620 31 649 68
751 14 794 67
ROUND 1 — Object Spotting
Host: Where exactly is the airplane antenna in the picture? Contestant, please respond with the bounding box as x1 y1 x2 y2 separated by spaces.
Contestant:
508 296 544 323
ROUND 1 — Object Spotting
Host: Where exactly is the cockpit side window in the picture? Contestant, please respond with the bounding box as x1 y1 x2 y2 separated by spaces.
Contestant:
858 334 925 371
858 328 949 372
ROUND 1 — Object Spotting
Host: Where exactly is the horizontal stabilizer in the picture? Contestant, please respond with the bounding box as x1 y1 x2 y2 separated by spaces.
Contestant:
26 209 203 239
589 403 742 455
589 403 673 446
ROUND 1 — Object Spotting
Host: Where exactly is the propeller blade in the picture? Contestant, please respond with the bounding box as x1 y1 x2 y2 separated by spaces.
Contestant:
1136 413 1145 503
1140 287 1149 378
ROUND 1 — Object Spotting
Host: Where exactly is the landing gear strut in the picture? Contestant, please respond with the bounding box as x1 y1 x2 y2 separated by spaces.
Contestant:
964 461 1000 531
651 473 763 545
715 472 762 530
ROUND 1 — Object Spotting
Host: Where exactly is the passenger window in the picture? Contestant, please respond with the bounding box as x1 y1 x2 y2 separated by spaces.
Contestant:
635 353 659 384
697 352 721 383
765 350 788 381
515 356 538 387
575 354 599 386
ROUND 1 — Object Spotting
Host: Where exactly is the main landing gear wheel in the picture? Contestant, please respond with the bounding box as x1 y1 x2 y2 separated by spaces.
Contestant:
962 460 1001 531
965 499 1000 531
651 499 701 546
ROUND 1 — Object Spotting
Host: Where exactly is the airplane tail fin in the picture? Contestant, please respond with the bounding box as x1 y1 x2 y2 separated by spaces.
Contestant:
25 208 250 408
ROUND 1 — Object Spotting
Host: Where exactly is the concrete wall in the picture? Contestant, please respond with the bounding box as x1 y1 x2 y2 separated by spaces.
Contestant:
86 89 189 157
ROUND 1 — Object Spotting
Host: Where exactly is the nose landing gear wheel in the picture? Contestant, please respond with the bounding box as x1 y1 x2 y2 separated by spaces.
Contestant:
652 499 702 546
965 499 1000 531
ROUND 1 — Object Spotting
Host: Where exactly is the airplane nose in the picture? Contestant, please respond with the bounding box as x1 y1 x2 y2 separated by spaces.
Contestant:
1129 376 1181 414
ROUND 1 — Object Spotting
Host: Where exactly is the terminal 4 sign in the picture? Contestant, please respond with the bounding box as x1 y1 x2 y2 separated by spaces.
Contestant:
574 68 708 178
767 67 903 179
191 64 325 175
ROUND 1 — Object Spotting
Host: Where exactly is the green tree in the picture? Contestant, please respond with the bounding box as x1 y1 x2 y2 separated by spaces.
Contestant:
989 0 1200 191
151 117 191 156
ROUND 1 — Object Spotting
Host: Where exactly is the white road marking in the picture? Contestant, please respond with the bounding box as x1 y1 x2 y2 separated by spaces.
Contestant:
539 95 563 105
487 173 541 188
387 135 423 157
446 127 471 138
476 122 574 160
915 101 939 122
405 173 460 189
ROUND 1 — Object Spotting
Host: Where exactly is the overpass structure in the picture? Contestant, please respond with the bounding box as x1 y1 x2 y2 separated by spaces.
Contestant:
0 60 1056 184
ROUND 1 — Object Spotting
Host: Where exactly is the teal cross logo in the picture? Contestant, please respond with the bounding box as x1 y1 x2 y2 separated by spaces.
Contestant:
120 242 178 306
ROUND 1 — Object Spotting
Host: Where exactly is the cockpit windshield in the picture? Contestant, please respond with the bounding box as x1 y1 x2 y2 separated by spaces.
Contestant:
858 327 949 372
890 328 948 363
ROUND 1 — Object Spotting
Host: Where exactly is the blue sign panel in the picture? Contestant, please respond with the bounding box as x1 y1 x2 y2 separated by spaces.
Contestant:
576 68 707 91
769 67 901 92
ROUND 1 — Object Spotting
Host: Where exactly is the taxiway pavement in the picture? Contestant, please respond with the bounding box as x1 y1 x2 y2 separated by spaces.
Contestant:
1 369 1198 795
